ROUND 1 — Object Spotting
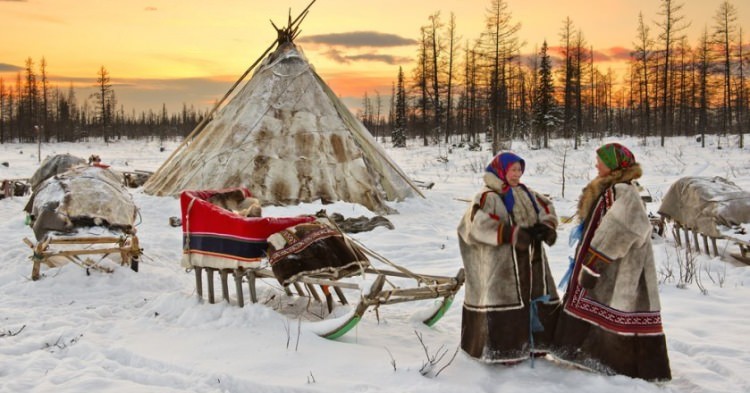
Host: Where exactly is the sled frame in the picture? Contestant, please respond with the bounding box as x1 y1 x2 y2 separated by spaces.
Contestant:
23 234 142 280
190 262 465 338
665 216 749 264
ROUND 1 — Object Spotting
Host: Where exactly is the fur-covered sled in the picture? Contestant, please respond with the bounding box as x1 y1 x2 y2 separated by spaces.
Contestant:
181 187 465 339
22 164 142 280
658 176 750 263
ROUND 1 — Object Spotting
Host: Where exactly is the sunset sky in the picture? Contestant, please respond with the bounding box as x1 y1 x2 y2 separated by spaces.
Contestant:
1 0 748 113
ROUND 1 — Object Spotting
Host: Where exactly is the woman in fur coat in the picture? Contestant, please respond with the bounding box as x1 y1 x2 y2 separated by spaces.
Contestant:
552 143 671 381
457 152 560 364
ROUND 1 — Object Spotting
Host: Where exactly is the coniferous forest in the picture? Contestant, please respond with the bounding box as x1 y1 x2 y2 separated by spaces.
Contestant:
1 0 747 149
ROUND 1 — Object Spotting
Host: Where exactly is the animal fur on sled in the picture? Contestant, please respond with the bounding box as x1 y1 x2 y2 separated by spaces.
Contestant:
207 189 262 217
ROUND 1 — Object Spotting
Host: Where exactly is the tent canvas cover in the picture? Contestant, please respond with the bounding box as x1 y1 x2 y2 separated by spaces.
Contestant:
144 41 419 213
658 176 750 238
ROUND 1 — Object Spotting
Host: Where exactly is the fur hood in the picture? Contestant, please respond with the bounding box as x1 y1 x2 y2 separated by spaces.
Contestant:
577 163 642 221
483 172 506 193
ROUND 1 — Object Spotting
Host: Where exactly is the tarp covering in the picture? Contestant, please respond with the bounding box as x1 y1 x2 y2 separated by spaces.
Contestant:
180 187 315 270
25 165 137 241
658 176 750 238
29 154 87 192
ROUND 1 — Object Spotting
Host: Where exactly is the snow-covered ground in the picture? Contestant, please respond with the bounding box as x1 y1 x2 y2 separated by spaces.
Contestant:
1 135 748 393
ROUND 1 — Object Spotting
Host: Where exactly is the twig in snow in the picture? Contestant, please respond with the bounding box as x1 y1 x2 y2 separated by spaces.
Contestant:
384 346 397 371
0 324 26 337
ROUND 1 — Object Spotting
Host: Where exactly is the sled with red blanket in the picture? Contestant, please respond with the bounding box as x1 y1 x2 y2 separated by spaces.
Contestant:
180 188 465 339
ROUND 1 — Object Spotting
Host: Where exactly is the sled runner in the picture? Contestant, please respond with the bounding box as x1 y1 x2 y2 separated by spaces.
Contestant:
22 164 142 279
180 188 465 339
658 176 750 264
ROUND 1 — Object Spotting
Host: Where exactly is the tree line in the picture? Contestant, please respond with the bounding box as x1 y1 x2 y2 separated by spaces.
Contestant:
1 0 747 150
0 61 206 144
358 0 748 149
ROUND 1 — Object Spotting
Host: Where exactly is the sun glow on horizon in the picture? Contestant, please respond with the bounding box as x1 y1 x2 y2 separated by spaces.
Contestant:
1 0 748 113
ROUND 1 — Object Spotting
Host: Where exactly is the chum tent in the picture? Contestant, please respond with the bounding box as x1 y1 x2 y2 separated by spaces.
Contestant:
144 6 421 213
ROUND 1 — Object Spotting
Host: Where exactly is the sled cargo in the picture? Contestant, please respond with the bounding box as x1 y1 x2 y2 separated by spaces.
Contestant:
22 165 142 279
658 176 750 264
180 188 465 339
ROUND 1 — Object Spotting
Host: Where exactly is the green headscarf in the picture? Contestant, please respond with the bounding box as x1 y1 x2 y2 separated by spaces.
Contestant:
596 143 635 170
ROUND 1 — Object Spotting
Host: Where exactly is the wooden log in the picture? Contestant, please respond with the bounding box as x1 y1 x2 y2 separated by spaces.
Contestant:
702 235 710 256
47 236 125 245
207 268 215 304
31 258 41 281
234 269 244 307
195 267 203 298
305 284 321 302
40 247 128 258
693 231 700 253
363 267 453 283
711 237 719 257
220 269 230 303
246 270 258 303
672 223 682 247
292 276 360 290
333 286 348 305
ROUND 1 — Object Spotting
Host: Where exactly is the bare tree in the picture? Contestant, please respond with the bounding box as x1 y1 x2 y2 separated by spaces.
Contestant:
482 0 521 152
94 66 114 143
427 12 444 144
737 27 746 148
444 12 460 143
560 17 575 141
634 12 654 137
696 27 713 148
712 0 738 143
656 0 689 146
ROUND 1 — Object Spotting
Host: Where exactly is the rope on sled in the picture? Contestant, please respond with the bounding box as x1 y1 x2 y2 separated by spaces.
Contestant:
344 236 427 285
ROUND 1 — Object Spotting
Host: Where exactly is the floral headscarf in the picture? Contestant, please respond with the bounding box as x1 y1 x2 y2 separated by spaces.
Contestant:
596 143 635 171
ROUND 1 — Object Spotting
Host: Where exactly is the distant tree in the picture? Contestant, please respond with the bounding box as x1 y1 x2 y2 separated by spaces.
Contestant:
737 27 746 148
712 0 738 140
656 0 689 146
414 26 429 145
696 26 713 148
444 12 460 143
93 65 115 143
427 12 444 144
633 12 654 137
462 43 480 142
532 40 557 148
392 66 407 148
23 57 39 140
372 91 382 141
573 30 588 148
0 77 5 143
483 0 521 152
559 17 575 141
40 57 50 141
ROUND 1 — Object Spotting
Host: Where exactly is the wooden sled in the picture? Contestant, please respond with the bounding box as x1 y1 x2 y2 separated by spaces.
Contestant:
665 218 749 264
23 234 142 280
658 177 750 264
191 252 465 340
728 235 750 265
181 188 465 339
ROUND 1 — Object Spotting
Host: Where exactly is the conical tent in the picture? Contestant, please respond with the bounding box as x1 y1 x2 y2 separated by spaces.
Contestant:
144 40 420 213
